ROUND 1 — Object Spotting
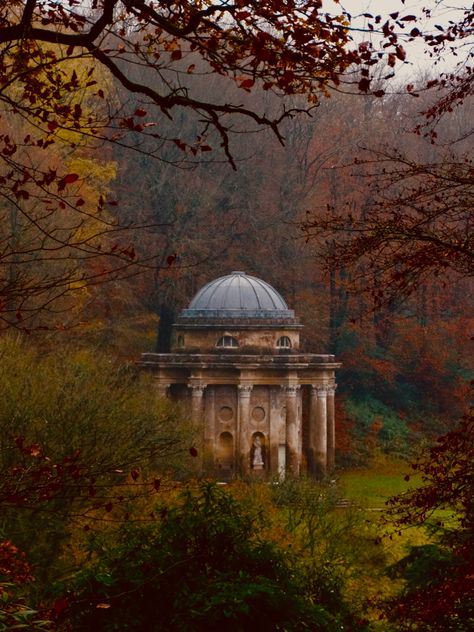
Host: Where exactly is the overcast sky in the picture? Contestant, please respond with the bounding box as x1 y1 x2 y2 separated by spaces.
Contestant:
335 0 467 76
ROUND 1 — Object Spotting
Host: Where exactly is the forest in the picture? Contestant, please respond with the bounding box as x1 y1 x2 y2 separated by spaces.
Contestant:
0 1 473 630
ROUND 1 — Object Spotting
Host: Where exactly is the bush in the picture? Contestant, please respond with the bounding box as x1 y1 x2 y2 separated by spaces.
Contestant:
65 482 343 631
0 336 190 586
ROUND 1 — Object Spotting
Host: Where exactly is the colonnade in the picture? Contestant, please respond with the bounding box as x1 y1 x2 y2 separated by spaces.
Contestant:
155 380 336 478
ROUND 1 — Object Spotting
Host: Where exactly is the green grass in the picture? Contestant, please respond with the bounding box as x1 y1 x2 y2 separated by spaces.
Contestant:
337 454 420 508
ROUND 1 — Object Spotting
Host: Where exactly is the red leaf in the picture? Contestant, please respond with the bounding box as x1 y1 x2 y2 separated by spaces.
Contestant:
53 596 69 616
153 479 161 491
239 79 255 90
29 443 41 457
167 253 177 266
358 77 371 92
171 49 182 61
105 502 113 512
396 45 407 61
189 447 198 457
63 173 79 185
134 108 147 117
373 90 385 97
130 468 139 481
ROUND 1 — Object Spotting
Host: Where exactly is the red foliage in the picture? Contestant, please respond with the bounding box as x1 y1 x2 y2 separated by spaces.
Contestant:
0 540 33 590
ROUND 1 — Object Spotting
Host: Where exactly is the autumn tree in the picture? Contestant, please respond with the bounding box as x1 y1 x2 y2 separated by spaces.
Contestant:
0 0 421 329
384 411 474 630
302 3 474 304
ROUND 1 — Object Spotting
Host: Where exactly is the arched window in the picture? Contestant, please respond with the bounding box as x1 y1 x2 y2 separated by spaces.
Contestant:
216 335 239 348
276 336 291 349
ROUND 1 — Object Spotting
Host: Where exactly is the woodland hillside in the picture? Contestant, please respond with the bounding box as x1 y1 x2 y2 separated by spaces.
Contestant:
0 1 472 630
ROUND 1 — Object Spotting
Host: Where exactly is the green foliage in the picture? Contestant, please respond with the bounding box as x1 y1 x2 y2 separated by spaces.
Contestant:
65 482 342 631
344 396 410 456
0 335 190 586
0 336 186 466
271 478 387 627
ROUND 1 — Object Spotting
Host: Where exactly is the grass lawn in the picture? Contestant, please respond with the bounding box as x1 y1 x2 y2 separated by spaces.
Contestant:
337 453 421 508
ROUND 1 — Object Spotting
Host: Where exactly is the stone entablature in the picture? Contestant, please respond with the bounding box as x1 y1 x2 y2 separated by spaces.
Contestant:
141 352 337 369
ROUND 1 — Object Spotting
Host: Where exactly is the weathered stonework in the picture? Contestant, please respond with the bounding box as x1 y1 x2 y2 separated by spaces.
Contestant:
139 271 340 479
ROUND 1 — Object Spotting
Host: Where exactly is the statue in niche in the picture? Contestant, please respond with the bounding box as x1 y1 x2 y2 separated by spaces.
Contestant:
252 435 264 470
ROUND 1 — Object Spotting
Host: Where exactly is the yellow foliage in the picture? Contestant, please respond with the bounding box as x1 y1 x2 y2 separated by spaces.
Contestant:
67 157 117 190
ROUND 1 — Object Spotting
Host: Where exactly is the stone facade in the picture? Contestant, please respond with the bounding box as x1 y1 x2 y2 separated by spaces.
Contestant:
139 272 340 479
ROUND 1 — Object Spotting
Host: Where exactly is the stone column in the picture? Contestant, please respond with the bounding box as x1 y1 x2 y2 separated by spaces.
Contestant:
315 385 328 476
284 385 300 476
189 384 206 424
203 387 215 473
308 385 326 478
238 385 253 476
326 385 336 472
187 384 206 474
268 387 280 477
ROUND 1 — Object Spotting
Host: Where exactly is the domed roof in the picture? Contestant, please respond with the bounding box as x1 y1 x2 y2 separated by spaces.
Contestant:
180 271 295 319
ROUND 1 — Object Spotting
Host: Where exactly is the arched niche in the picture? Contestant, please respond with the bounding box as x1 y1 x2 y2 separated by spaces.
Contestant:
250 432 266 471
217 432 234 471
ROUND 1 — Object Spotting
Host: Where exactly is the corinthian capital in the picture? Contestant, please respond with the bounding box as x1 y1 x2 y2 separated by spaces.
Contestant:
238 384 253 397
282 384 300 396
188 384 206 395
326 384 337 397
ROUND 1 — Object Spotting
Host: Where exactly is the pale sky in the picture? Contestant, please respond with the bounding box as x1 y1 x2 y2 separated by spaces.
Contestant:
335 0 469 76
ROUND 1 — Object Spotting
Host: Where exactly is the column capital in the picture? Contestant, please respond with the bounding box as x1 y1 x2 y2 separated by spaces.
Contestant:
188 384 207 395
326 384 337 397
237 384 253 396
282 384 300 396
315 384 330 395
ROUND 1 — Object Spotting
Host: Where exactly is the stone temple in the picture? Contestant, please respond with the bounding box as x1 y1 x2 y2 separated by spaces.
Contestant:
139 271 339 479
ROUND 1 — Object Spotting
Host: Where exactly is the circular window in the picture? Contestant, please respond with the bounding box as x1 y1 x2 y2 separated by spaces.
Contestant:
251 406 265 422
219 406 233 421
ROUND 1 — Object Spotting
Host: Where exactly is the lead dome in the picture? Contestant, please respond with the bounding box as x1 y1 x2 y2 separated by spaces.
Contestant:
181 271 295 320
